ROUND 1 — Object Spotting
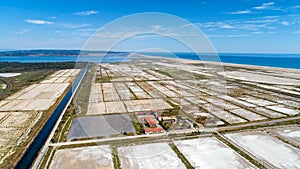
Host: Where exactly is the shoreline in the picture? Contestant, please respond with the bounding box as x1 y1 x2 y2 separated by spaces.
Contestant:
0 53 299 72
136 54 300 73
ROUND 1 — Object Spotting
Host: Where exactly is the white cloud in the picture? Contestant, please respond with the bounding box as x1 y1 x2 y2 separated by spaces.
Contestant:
204 22 235 29
239 23 275 31
262 15 280 19
73 28 98 37
131 34 166 40
92 25 195 39
207 34 224 37
77 28 98 32
246 19 278 24
226 2 284 15
15 29 29 35
252 2 283 11
253 2 274 10
207 34 249 38
253 31 263 34
280 21 290 26
227 34 249 37
74 10 98 16
63 24 90 29
226 10 253 15
47 16 57 19
292 30 300 34
290 6 300 9
200 16 282 33
25 19 54 25
151 25 162 31
220 24 235 29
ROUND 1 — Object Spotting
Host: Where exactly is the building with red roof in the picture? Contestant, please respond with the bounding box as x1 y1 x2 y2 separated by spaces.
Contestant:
144 127 164 134
145 116 156 128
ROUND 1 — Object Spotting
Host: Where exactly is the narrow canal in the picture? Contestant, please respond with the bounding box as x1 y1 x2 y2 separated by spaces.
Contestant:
15 66 88 169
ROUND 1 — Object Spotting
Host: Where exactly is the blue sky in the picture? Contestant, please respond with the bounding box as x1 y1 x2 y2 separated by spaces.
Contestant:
0 0 300 53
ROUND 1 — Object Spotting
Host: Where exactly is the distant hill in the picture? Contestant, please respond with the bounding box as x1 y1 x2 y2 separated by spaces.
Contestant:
0 49 128 56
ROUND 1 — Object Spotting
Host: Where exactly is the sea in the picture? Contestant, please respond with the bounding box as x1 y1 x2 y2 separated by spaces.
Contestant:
0 53 299 69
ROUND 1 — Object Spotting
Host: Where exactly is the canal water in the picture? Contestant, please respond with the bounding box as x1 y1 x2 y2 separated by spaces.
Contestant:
15 66 87 169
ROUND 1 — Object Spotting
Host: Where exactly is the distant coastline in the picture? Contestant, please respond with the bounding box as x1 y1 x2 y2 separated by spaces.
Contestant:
0 50 300 69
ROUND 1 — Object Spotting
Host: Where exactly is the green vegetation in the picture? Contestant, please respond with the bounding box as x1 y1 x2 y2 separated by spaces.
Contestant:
161 109 179 116
123 132 135 136
152 69 172 78
0 62 87 73
169 143 195 169
39 147 55 169
95 75 112 83
52 104 76 143
70 136 106 141
112 146 121 169
195 116 207 124
186 131 202 136
129 113 145 135
159 121 172 131
95 65 113 83
134 120 145 134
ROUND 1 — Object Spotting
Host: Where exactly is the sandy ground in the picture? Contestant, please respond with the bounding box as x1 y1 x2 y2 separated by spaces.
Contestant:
0 83 68 111
269 126 300 147
209 107 247 124
266 105 299 116
0 69 80 164
87 102 106 115
253 107 286 118
226 131 300 168
49 145 113 169
118 143 186 169
229 109 267 121
175 137 256 169
0 69 80 111
239 96 275 107
0 111 37 158
219 71 300 86
124 99 173 112
0 112 33 128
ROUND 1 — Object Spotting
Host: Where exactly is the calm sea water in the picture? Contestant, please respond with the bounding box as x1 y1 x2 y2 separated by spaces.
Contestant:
0 53 299 69
145 52 300 69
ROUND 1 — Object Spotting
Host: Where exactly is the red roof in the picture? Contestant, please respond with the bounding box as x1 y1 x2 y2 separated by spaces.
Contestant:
145 116 156 125
145 127 164 133
135 112 143 115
